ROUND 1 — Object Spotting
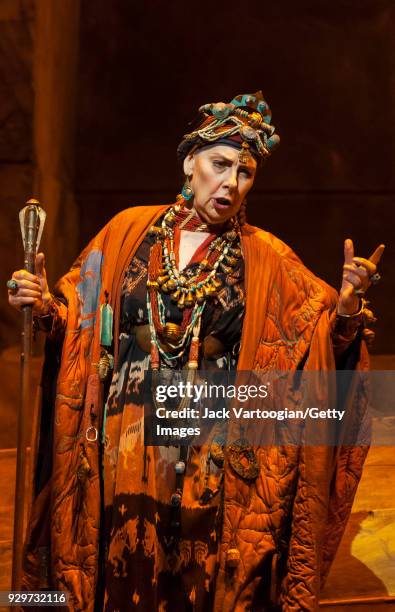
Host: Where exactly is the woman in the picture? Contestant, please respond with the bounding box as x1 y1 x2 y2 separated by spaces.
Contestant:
8 91 384 611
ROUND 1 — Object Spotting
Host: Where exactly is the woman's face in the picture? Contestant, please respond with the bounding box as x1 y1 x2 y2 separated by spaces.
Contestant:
183 145 257 225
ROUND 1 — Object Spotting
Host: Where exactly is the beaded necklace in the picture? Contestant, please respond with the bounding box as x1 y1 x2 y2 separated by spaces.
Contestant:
147 201 242 369
148 206 241 311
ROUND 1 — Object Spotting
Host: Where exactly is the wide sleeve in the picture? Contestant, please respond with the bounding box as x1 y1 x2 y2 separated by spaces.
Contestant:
279 313 371 609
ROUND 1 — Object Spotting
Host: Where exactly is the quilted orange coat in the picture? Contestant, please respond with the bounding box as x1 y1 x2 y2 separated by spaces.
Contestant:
23 204 369 611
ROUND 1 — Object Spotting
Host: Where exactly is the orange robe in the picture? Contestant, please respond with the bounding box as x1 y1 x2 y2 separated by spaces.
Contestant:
23 204 369 611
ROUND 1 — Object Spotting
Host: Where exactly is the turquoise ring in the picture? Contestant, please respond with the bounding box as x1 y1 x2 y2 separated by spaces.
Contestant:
7 279 18 294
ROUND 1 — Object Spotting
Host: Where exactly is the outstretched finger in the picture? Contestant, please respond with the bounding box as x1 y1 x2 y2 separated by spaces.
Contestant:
369 244 385 265
344 239 354 265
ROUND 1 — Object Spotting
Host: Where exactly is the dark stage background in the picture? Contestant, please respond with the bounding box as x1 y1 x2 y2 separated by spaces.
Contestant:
75 0 394 358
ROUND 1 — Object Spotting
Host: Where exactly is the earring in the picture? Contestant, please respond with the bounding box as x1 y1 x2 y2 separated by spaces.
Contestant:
181 176 194 200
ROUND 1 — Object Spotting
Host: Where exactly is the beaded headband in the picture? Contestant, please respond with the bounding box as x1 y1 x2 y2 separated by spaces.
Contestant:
177 91 280 165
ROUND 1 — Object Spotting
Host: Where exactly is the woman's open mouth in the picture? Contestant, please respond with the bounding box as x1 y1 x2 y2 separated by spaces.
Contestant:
212 197 232 210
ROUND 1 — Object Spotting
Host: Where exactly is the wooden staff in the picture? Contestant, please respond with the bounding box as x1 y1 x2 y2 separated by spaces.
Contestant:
11 199 46 591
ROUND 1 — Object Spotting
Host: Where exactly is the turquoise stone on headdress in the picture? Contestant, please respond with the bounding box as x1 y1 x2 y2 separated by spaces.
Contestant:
230 91 272 124
266 134 280 150
177 89 280 162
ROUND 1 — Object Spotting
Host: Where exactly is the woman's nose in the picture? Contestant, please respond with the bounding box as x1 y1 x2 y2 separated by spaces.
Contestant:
224 169 238 191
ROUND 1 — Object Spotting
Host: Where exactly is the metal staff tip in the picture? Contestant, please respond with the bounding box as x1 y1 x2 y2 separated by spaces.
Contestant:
19 198 46 254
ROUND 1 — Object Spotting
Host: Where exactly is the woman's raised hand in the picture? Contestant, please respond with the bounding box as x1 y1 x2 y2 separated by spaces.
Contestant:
338 239 385 315
7 252 52 316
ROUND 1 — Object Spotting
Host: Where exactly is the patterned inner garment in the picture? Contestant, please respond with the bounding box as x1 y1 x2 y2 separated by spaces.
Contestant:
102 221 245 611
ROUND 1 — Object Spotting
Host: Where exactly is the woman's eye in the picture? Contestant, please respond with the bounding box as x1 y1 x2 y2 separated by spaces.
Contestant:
240 169 252 178
213 161 225 169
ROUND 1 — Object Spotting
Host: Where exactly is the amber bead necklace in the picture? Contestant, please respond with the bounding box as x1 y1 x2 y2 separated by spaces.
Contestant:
147 203 241 311
146 201 242 368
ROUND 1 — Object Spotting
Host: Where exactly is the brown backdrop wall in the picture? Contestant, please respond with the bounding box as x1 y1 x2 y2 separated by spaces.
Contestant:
75 0 395 354
0 0 34 351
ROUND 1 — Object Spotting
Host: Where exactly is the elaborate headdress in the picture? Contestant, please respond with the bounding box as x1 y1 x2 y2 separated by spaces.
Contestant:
177 91 280 165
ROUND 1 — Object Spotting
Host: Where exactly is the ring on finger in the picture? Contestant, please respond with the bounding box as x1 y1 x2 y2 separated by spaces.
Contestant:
7 279 19 295
369 272 381 285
